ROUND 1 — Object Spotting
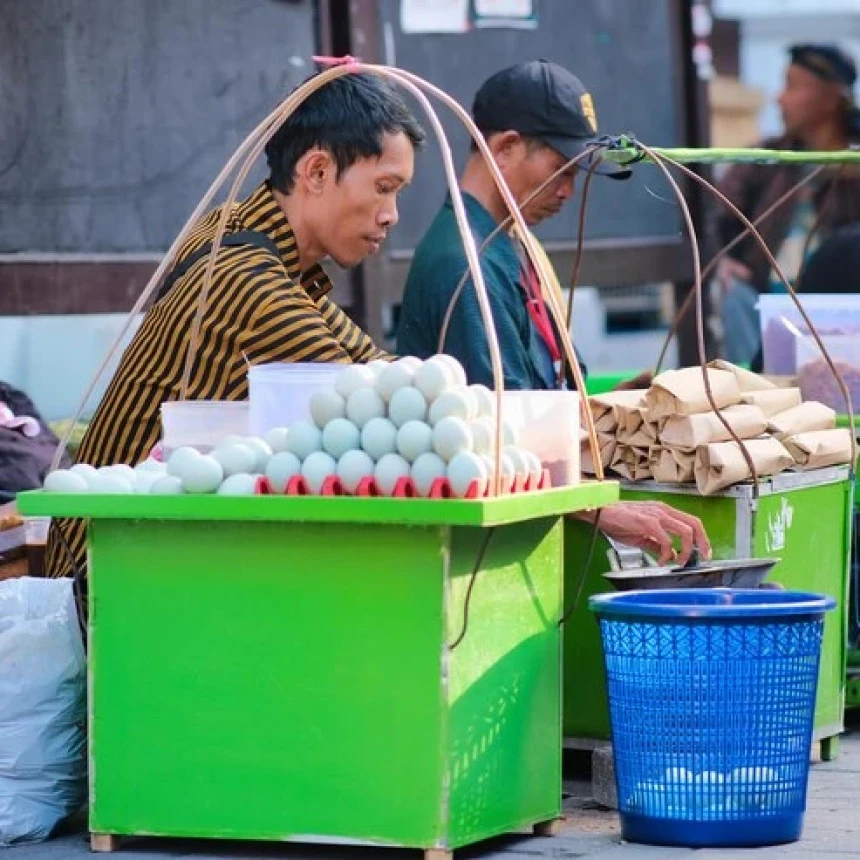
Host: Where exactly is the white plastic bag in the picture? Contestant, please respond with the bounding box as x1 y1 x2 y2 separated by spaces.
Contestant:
0 577 86 845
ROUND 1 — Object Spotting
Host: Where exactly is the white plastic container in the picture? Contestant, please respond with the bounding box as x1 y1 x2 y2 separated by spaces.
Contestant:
248 363 341 436
160 401 250 454
501 390 581 487
758 294 860 376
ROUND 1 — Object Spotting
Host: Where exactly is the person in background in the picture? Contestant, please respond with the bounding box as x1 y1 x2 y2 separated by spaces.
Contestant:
714 44 860 365
397 60 709 563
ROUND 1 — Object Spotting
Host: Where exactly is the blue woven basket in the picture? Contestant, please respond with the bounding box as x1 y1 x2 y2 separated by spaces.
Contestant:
589 588 835 848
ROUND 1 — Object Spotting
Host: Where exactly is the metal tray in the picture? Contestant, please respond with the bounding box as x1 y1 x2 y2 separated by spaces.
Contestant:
602 557 779 591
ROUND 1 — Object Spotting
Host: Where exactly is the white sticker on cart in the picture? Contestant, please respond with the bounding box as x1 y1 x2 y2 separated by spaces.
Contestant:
765 497 794 553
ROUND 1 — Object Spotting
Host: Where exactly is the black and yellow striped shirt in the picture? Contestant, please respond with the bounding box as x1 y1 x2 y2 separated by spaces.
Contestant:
47 181 388 580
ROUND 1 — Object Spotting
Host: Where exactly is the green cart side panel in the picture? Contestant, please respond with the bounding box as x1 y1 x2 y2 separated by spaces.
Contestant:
88 518 448 846
446 520 562 848
563 476 852 745
752 480 853 735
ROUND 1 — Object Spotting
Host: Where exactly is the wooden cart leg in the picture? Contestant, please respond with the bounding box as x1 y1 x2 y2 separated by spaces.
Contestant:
90 833 121 853
424 849 453 860
533 817 565 836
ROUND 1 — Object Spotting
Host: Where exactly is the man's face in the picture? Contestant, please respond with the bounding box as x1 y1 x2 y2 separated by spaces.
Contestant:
779 63 843 137
503 139 577 226
311 132 415 269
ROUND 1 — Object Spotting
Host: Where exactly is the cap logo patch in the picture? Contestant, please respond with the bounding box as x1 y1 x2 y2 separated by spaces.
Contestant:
581 93 597 133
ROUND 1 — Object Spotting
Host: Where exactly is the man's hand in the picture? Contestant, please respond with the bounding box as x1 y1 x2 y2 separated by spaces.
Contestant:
715 257 753 294
572 501 712 566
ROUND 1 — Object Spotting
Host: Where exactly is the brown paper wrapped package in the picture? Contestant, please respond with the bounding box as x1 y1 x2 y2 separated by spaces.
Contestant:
589 390 648 432
783 429 854 469
694 437 794 495
708 359 777 392
652 448 696 483
660 404 768 451
767 401 836 439
581 432 617 475
646 367 742 420
740 387 802 418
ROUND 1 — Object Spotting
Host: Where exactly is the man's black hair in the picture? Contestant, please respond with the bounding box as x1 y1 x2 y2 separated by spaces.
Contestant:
266 72 426 194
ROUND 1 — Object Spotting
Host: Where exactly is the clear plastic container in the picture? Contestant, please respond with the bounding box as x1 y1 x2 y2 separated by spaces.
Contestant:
160 401 250 454
248 363 341 436
501 390 580 486
758 294 860 376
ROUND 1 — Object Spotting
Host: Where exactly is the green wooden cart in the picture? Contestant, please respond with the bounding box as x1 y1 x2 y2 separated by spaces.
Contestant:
18 483 616 859
562 466 853 762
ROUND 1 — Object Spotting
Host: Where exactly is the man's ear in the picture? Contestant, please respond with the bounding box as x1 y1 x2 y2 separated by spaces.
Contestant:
488 130 524 168
295 148 334 195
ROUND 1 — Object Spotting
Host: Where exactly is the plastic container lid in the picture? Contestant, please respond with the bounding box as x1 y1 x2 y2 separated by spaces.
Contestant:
589 587 836 619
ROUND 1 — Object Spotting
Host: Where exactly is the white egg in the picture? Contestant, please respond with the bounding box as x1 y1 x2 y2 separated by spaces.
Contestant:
217 473 258 496
410 452 447 496
212 442 257 477
366 358 390 377
263 427 290 453
374 453 411 495
133 459 165 473
502 446 530 479
479 453 497 481
301 451 337 494
322 418 361 459
150 475 184 495
69 463 99 483
285 420 323 460
336 449 375 494
398 355 423 372
239 436 273 472
309 389 347 429
469 384 496 417
167 446 203 478
334 364 377 399
180 455 224 494
101 464 136 483
499 451 517 490
44 469 89 493
436 353 467 386
428 388 472 425
469 417 496 455
388 386 428 427
133 471 161 494
360 417 398 460
346 387 386 429
431 416 473 462
413 356 454 402
376 359 417 402
502 421 519 447
522 450 543 484
265 451 302 492
88 472 133 494
396 420 433 463
447 451 489 498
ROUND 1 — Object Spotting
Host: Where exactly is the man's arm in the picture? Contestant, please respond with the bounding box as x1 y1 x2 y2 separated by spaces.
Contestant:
239 262 371 365
315 295 392 363
571 501 712 566
437 259 535 390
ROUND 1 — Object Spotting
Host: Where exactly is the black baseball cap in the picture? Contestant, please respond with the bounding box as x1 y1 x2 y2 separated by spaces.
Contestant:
789 44 857 89
472 59 630 180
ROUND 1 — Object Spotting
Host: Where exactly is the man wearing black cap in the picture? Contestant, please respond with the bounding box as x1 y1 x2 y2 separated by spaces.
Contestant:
714 44 860 366
396 59 627 389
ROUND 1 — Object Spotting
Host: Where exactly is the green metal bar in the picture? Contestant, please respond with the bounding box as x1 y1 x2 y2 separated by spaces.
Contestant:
602 145 860 166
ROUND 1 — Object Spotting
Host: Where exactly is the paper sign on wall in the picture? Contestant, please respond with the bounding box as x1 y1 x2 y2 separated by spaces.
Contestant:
400 0 469 34
474 0 537 29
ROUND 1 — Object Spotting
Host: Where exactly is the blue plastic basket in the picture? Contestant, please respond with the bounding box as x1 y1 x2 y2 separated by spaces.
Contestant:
589 588 836 848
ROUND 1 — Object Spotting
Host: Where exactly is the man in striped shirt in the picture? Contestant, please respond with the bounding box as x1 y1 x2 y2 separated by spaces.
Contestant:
46 72 425 580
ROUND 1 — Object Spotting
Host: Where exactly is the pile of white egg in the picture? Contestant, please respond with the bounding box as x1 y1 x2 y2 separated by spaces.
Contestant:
42 354 546 499
626 765 783 818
